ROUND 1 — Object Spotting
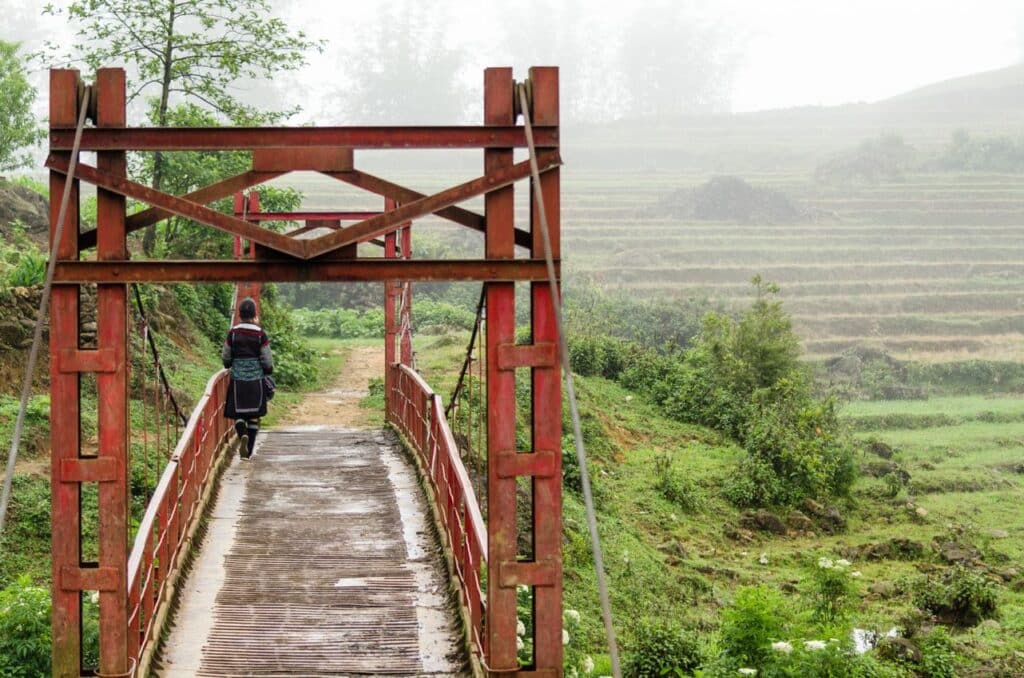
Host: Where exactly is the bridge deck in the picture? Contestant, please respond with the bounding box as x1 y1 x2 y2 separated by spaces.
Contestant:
157 426 468 677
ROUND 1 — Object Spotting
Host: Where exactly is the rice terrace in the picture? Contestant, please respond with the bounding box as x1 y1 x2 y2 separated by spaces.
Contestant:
1 2 1024 677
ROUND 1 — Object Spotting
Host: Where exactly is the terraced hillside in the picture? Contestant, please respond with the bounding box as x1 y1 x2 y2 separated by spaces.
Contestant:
282 167 1024 362
560 170 1024 361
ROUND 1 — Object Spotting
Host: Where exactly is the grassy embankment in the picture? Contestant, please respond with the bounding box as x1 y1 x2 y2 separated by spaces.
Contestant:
368 330 1024 675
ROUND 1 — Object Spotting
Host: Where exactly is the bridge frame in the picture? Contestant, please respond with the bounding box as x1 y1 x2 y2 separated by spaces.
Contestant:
48 67 562 676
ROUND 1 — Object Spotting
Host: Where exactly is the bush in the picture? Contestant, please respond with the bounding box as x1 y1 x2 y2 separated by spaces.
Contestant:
718 586 787 666
653 453 703 512
912 566 999 627
815 133 916 185
624 618 704 677
810 557 857 623
0 575 50 676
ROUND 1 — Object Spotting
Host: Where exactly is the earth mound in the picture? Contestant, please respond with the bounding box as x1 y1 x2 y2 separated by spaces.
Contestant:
655 175 805 223
0 177 49 245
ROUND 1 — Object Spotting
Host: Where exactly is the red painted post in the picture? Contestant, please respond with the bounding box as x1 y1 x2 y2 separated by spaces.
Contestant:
94 67 130 676
484 66 519 672
384 198 398 419
49 68 82 678
400 225 413 366
529 66 564 674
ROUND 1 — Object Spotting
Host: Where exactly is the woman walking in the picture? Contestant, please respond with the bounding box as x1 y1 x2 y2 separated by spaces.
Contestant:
222 297 273 459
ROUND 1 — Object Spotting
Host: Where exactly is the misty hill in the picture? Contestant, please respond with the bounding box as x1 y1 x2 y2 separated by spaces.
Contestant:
571 64 1024 173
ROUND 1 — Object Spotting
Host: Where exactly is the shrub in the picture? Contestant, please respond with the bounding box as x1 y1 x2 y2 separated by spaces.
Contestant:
718 586 787 666
653 453 703 512
0 575 50 676
810 557 857 622
912 566 999 627
624 618 704 677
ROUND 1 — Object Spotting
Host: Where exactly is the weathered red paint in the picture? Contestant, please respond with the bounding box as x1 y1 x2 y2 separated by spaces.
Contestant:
49 68 82 678
50 125 560 151
49 65 562 677
484 66 520 672
52 259 557 284
95 67 130 677
529 66 564 674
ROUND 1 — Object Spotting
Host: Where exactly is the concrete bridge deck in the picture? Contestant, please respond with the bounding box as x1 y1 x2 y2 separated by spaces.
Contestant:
156 426 468 677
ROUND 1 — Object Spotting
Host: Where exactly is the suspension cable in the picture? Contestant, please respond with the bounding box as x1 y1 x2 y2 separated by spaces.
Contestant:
0 87 91 535
445 286 486 419
131 285 189 426
519 86 623 677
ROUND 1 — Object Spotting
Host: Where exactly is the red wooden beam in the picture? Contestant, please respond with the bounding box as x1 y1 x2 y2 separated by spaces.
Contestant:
53 258 558 283
46 155 307 258
306 151 560 259
239 211 382 221
79 169 284 250
49 125 559 151
325 170 488 231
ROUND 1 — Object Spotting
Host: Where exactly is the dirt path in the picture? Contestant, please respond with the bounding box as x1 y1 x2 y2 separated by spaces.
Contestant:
285 345 383 428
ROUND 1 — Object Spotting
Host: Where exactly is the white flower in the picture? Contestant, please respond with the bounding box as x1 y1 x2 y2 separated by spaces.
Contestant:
565 608 581 623
835 559 851 568
738 669 757 676
517 584 529 594
758 552 769 565
851 571 862 578
517 619 526 637
563 628 570 646
517 635 525 651
89 591 100 605
817 557 834 569
583 656 595 674
771 641 793 654
804 640 827 651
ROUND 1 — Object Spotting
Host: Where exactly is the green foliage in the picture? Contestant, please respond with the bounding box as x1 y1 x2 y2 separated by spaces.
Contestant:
46 0 320 120
0 395 50 460
653 453 703 512
809 557 857 623
9 175 47 198
912 566 999 627
0 41 43 172
815 133 916 185
294 308 386 339
0 575 50 676
624 618 704 677
936 129 1024 172
259 286 316 389
173 283 234 345
0 222 46 290
916 627 957 678
718 586 788 666
566 276 710 350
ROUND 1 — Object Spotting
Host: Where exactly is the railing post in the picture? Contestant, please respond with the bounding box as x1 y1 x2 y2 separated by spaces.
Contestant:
384 199 398 417
483 65 519 672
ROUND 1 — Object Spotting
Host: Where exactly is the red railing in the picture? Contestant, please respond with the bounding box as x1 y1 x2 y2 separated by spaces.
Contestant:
387 363 488 661
126 370 232 674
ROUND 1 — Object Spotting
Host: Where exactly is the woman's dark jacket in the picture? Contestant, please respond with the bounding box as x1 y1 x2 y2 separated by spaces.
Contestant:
221 322 274 419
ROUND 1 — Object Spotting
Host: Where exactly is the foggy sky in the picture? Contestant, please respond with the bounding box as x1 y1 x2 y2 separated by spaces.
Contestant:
1 0 1021 118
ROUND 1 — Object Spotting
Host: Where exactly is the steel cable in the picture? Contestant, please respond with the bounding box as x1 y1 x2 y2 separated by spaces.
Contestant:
518 86 623 677
0 87 91 535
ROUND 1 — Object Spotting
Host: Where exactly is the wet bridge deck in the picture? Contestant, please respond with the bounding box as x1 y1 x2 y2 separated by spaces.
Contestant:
156 427 468 676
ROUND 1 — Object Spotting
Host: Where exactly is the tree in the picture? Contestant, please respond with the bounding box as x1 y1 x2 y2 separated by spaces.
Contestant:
0 40 43 172
43 0 322 251
330 2 471 124
617 2 737 118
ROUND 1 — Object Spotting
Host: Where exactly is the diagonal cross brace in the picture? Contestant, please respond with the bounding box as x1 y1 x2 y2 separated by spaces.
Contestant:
307 152 561 259
78 170 285 251
323 170 531 248
46 155 307 258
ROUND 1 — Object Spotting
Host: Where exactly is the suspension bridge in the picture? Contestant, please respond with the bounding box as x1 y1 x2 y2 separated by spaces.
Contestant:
27 65 602 677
